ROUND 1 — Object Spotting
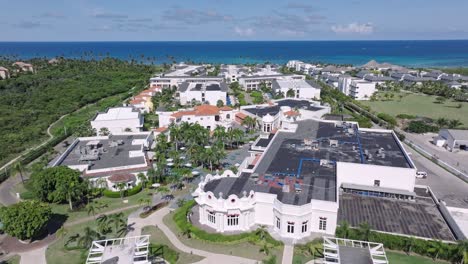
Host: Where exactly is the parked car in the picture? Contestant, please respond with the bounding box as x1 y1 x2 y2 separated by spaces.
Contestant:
416 171 427 179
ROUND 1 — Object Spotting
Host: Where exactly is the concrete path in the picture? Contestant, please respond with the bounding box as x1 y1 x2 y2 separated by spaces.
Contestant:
19 245 47 264
127 207 257 264
0 174 22 206
281 245 294 264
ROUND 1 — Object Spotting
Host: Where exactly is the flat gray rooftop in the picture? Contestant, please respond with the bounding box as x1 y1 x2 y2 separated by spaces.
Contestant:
57 135 147 172
243 99 323 117
339 246 372 264
338 193 455 241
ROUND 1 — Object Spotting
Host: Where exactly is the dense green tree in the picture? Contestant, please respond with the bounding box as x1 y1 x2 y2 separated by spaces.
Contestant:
0 200 52 241
30 166 88 209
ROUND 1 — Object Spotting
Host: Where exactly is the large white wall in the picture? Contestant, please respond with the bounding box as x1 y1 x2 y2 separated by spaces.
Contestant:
336 162 416 192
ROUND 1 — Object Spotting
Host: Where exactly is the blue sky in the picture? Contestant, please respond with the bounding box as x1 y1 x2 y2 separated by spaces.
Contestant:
1 0 468 41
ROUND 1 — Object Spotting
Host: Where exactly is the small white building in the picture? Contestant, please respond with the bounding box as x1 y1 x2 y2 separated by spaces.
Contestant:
91 107 143 135
238 74 305 91
157 105 236 131
337 75 357 96
436 129 468 151
349 79 377 100
0 67 10 79
272 79 321 100
178 82 228 106
51 132 153 190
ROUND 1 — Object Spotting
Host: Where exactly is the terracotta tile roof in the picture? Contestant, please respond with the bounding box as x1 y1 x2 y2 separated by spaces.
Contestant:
284 110 300 117
219 106 233 111
108 173 136 183
236 112 247 119
171 110 196 118
153 126 168 133
193 105 220 116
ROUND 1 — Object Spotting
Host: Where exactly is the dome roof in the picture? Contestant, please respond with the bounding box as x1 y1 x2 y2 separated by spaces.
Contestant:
108 173 136 183
262 113 275 123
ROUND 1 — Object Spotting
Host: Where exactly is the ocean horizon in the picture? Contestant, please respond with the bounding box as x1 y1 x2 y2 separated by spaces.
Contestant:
1 40 468 67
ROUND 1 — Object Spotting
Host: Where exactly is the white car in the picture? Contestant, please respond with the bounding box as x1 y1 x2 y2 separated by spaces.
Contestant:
416 171 427 179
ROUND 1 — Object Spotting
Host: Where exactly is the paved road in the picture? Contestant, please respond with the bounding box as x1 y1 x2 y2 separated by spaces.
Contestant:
408 143 468 208
127 207 257 264
405 132 468 177
19 246 46 264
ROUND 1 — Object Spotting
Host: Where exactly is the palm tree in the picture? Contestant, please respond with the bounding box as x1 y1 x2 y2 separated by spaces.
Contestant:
156 186 170 196
448 119 463 129
137 172 147 188
403 237 415 255
99 127 110 136
117 183 126 200
436 118 449 128
86 202 97 218
242 116 256 132
67 181 84 211
256 225 268 241
338 221 350 239
77 227 99 248
109 212 126 233
11 162 26 184
358 222 371 241
231 128 244 148
96 215 110 234
169 124 181 150
181 226 193 239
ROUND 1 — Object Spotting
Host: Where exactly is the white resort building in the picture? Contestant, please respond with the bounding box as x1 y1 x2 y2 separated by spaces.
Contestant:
177 81 228 106
272 79 321 100
192 117 419 241
91 107 144 135
157 105 236 131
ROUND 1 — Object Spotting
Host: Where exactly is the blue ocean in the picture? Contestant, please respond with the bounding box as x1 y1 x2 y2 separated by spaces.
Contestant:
1 40 468 67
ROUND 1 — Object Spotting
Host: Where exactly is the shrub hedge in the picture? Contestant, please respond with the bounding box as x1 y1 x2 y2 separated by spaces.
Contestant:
335 224 462 262
173 200 282 246
140 201 168 218
102 184 142 198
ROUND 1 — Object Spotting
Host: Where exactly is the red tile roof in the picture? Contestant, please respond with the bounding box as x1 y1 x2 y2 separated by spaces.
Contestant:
108 173 136 183
284 110 300 117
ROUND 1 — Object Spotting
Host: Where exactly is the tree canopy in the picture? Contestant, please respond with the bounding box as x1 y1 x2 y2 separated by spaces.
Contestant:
0 200 52 240
30 166 87 209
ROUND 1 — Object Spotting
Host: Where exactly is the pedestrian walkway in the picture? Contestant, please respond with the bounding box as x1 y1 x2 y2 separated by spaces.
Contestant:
127 207 257 264
282 245 294 264
19 245 47 264
0 174 22 206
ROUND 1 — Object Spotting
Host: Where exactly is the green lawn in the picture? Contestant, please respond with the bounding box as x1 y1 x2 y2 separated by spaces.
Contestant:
162 212 283 262
386 251 448 264
142 226 205 264
46 209 134 264
361 92 468 125
3 255 20 264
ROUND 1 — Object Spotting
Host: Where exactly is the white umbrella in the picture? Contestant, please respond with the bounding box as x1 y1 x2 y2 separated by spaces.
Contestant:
167 162 174 166
166 158 173 162
151 183 161 188
180 147 186 150
185 163 192 167
192 171 200 175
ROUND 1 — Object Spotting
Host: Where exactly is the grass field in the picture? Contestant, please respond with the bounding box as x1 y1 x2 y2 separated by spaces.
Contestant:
386 251 448 264
45 209 134 264
162 212 283 262
361 92 468 126
142 226 205 264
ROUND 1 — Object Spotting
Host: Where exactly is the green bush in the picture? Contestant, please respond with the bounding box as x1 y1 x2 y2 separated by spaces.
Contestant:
396 114 416 119
173 200 282 246
19 191 35 200
102 184 142 198
406 121 438 134
377 113 397 127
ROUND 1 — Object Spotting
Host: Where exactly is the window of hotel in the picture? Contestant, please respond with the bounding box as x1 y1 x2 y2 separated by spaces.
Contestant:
319 217 327 231
302 221 308 233
227 215 239 226
276 217 281 229
287 222 295 233
374 180 380 187
208 211 216 224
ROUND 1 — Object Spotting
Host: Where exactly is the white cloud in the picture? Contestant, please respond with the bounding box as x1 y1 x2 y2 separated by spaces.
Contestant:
234 26 255 37
331 23 374 34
